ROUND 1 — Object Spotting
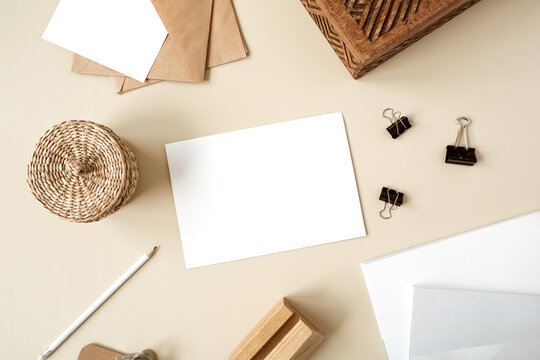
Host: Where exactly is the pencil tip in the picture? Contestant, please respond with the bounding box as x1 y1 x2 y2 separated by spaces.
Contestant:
147 245 159 257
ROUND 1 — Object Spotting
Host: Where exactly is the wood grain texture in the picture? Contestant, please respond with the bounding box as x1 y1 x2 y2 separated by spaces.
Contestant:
78 344 124 360
300 0 482 78
230 298 325 360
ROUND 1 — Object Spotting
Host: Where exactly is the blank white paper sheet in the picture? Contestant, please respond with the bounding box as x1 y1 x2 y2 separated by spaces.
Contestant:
166 113 366 269
361 211 540 360
410 287 540 360
43 0 168 82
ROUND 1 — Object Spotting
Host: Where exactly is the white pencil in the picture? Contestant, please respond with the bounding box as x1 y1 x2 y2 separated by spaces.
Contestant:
38 245 159 360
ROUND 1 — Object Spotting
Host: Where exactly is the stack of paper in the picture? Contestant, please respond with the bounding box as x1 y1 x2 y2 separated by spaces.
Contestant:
43 0 247 93
361 211 540 360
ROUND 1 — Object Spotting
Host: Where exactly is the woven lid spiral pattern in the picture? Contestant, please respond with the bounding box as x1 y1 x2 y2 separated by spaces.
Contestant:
27 120 138 223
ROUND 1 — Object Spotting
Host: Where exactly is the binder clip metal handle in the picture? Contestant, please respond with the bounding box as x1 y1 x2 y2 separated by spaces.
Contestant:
379 201 396 219
382 108 397 124
379 187 404 219
453 116 471 149
383 108 411 139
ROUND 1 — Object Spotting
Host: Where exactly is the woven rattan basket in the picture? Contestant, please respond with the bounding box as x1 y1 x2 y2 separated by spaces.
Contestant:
27 120 139 223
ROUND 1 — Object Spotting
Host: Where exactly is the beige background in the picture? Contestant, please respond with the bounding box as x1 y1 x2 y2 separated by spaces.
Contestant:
1 0 539 359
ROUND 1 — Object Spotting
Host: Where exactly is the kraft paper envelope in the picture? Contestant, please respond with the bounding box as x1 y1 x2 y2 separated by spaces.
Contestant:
206 0 247 68
110 0 247 94
72 0 212 82
72 0 247 94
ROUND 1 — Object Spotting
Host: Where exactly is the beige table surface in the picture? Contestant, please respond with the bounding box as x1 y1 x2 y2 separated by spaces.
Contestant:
1 0 539 359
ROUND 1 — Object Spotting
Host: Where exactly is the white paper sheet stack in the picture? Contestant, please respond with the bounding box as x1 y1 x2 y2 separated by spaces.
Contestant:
361 211 540 360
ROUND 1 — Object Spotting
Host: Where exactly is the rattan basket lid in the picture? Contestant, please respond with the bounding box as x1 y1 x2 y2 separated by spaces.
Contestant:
27 120 138 223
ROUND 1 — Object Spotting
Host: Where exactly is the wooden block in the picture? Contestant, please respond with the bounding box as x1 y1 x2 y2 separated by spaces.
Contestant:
230 298 325 360
78 344 156 360
300 0 482 78
78 344 124 360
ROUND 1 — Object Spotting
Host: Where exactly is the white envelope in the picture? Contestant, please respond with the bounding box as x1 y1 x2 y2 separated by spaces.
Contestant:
43 0 167 82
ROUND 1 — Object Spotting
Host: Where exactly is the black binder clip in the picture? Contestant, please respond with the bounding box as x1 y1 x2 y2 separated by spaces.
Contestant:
379 187 404 219
383 108 412 139
445 116 477 166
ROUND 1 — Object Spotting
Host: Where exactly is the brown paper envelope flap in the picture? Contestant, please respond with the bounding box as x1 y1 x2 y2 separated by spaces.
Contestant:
71 53 90 73
147 0 213 82
110 76 126 94
72 54 124 76
146 34 200 82
120 78 161 93
207 0 248 68
111 76 161 94
78 344 124 360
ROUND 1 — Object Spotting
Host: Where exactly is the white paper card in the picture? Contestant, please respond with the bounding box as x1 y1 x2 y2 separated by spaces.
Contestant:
43 0 167 82
361 211 540 360
411 339 540 360
410 288 540 359
166 113 366 269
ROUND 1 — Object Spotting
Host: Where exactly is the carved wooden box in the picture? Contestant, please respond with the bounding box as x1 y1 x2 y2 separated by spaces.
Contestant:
300 0 481 78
